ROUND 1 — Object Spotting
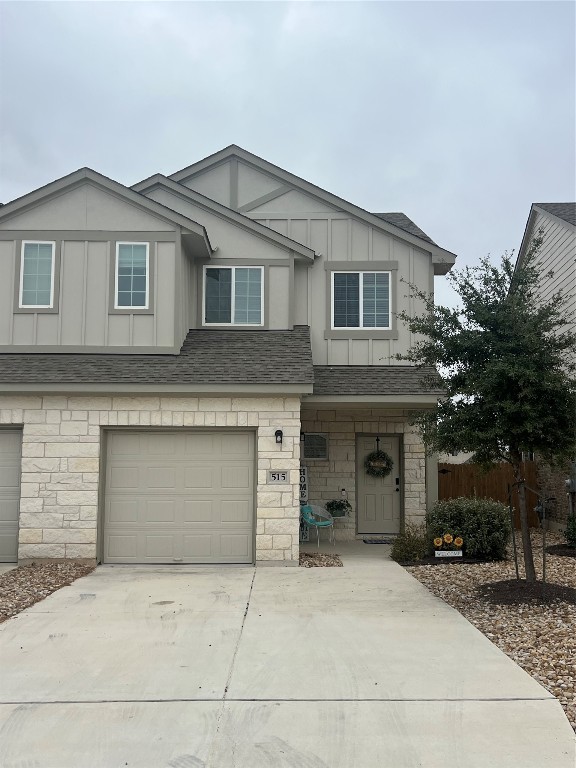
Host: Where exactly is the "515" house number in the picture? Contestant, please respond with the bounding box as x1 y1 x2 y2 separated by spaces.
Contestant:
267 470 289 483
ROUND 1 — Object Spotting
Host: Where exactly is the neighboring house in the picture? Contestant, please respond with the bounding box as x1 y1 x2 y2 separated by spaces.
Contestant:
438 452 475 465
516 202 576 531
0 146 456 566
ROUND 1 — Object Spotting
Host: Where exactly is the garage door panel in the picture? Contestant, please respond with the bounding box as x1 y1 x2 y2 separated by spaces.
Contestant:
145 534 176 558
182 534 213 559
108 465 139 490
106 534 138 560
0 467 20 489
184 433 217 457
0 430 22 563
221 466 251 489
221 500 251 524
224 433 254 457
107 499 139 524
0 432 22 454
0 500 19 523
145 500 176 523
104 431 254 564
185 466 215 489
0 532 18 562
147 434 180 456
109 434 141 456
220 534 251 559
183 500 214 523
148 466 177 489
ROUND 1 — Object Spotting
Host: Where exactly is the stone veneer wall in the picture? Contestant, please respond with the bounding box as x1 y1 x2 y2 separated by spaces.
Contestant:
0 395 301 565
300 408 426 540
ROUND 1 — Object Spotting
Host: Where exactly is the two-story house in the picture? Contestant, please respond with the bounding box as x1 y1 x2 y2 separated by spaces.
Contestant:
516 202 576 530
0 146 456 566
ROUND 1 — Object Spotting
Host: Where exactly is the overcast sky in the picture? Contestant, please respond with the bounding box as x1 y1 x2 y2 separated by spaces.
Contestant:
1 1 574 306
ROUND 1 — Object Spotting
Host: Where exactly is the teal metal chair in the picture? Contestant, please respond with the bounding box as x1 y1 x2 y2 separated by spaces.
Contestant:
300 504 335 549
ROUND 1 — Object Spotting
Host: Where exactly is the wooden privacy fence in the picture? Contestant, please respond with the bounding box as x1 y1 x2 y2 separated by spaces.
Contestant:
438 461 540 529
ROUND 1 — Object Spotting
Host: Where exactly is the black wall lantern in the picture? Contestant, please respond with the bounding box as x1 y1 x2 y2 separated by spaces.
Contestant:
275 430 283 444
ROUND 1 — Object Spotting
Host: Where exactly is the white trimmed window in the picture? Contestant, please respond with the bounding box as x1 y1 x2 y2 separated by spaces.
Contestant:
331 271 391 329
19 241 55 308
204 266 263 325
115 243 149 309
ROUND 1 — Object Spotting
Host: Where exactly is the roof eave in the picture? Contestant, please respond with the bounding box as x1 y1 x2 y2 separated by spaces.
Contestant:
0 382 314 395
303 394 441 406
515 205 538 272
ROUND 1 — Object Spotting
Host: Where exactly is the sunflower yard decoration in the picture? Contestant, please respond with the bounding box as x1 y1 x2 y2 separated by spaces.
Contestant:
434 532 464 558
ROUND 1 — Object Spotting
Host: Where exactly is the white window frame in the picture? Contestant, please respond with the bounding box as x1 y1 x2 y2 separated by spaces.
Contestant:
331 270 391 330
114 242 150 310
19 241 56 309
202 265 264 327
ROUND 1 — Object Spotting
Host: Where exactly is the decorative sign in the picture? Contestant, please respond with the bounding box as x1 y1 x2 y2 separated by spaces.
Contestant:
435 550 463 558
268 470 289 484
299 465 308 503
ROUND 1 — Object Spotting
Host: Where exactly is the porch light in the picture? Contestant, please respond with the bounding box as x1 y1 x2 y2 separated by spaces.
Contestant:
275 430 283 444
300 432 305 442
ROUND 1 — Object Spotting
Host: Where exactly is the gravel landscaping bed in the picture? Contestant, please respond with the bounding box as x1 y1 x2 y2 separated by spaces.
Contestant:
0 562 94 623
299 552 343 567
406 532 576 732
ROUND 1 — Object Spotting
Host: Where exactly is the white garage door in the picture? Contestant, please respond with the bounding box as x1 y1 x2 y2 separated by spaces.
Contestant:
0 429 22 563
104 431 255 564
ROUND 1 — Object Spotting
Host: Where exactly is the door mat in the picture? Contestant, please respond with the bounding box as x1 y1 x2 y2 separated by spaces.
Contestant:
363 538 394 544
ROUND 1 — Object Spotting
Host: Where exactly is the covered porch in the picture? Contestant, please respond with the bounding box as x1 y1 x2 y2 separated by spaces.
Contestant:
300 401 438 542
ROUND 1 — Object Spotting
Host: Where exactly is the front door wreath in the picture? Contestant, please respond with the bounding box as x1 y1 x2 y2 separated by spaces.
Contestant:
364 450 394 478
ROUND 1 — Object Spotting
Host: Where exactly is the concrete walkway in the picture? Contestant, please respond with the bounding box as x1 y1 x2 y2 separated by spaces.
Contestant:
0 544 574 767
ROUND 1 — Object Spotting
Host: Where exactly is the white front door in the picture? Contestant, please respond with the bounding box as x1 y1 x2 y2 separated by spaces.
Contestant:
356 434 401 535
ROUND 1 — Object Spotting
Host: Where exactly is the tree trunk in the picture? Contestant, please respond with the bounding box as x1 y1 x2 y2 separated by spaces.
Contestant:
512 455 536 582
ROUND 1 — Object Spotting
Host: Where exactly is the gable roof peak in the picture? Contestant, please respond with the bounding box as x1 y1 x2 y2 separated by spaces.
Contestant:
168 146 457 271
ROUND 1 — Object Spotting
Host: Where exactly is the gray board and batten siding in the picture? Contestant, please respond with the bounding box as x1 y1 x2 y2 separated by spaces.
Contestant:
140 185 302 332
0 178 210 354
165 153 446 367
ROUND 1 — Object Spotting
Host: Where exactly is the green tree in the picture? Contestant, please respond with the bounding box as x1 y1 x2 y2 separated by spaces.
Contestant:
398 235 576 582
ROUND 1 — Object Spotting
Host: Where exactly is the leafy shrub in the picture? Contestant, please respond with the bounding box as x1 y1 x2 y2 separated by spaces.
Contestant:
390 522 428 562
426 497 511 561
564 513 576 548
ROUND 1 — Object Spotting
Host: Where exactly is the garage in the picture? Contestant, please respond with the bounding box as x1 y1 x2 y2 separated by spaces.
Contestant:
103 430 255 564
0 429 22 563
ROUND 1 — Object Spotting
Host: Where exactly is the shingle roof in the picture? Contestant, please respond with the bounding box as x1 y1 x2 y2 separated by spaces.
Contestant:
0 328 314 386
372 213 437 246
312 366 443 396
535 203 576 227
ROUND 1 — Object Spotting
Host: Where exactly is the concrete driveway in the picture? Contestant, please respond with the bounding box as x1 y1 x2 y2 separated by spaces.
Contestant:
0 545 574 767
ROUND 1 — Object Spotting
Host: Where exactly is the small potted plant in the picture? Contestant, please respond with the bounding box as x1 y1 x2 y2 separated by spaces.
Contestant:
325 499 352 518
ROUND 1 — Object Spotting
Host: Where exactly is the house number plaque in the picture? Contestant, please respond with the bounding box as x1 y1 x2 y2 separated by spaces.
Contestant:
268 470 289 484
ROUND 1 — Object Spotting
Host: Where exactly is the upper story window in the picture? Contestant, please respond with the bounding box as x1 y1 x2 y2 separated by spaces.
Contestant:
331 271 391 329
115 243 149 309
204 266 263 326
19 241 55 308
